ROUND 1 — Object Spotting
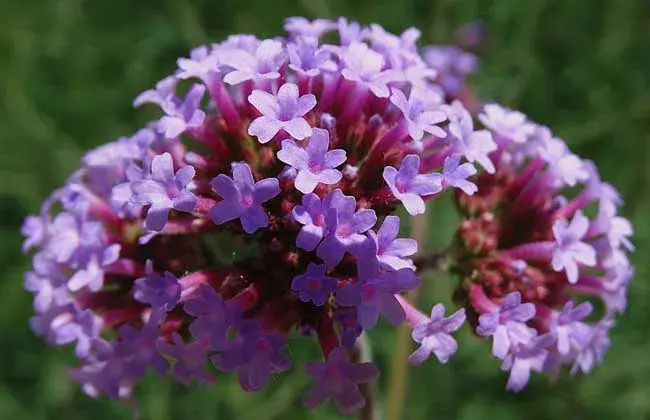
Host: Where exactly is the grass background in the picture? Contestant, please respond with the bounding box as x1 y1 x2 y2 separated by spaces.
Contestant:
1 0 649 418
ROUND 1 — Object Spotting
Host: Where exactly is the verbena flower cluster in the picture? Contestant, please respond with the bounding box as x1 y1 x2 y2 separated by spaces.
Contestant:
21 17 633 414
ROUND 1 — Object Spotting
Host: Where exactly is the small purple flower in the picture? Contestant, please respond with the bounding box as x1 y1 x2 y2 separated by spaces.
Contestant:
571 317 613 375
68 341 133 399
158 84 206 138
409 304 466 364
24 261 71 314
339 42 401 98
292 193 329 251
133 76 178 107
158 333 212 385
367 215 417 270
291 262 338 306
389 87 447 141
222 39 286 85
444 100 497 173
212 322 291 391
552 301 593 356
247 83 316 143
209 162 280 234
551 210 597 284
184 285 235 351
130 152 197 232
538 137 589 187
337 18 370 46
383 154 443 216
114 312 169 381
287 38 338 77
316 189 377 267
303 346 379 414
21 215 47 252
277 128 347 193
67 243 121 292
30 305 99 358
176 45 221 85
133 261 181 311
477 291 537 359
501 333 555 392
284 17 336 39
442 154 478 195
478 104 535 144
334 308 363 349
337 240 419 329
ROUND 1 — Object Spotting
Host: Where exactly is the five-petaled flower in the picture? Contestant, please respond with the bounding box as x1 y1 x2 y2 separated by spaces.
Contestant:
209 162 280 234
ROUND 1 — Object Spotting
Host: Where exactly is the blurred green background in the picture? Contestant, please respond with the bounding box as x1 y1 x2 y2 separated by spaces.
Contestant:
1 0 649 419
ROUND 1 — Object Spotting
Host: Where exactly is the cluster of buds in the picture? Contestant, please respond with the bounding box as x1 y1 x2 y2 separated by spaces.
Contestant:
21 16 632 415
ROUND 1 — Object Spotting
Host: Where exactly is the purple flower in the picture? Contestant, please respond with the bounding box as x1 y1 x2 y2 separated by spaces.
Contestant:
133 76 178 107
337 240 419 329
538 136 589 187
291 262 338 306
114 312 169 381
68 340 133 399
303 346 379 414
277 128 347 193
334 308 363 349
133 262 181 311
477 291 537 359
288 38 338 77
184 285 235 351
130 153 197 232
552 301 593 356
212 322 291 391
21 215 47 252
24 255 71 313
442 154 478 195
383 154 443 216
571 317 613 375
501 333 555 391
367 215 417 270
389 87 447 141
444 100 497 173
222 39 286 85
30 304 99 358
551 210 597 284
67 243 120 292
47 212 103 265
176 45 221 85
316 189 377 267
158 84 206 138
284 17 336 39
209 162 280 234
158 333 212 385
292 193 330 251
478 104 535 144
339 42 401 98
409 304 466 364
337 18 370 46
248 83 316 143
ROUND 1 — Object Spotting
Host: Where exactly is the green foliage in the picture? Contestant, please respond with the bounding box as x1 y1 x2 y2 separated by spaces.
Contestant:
1 0 648 418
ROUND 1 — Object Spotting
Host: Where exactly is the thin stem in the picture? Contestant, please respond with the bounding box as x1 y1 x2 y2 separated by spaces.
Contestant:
386 213 429 420
352 333 379 420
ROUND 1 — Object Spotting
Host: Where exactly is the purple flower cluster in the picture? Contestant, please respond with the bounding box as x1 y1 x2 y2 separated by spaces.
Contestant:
20 16 632 415
454 102 634 390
